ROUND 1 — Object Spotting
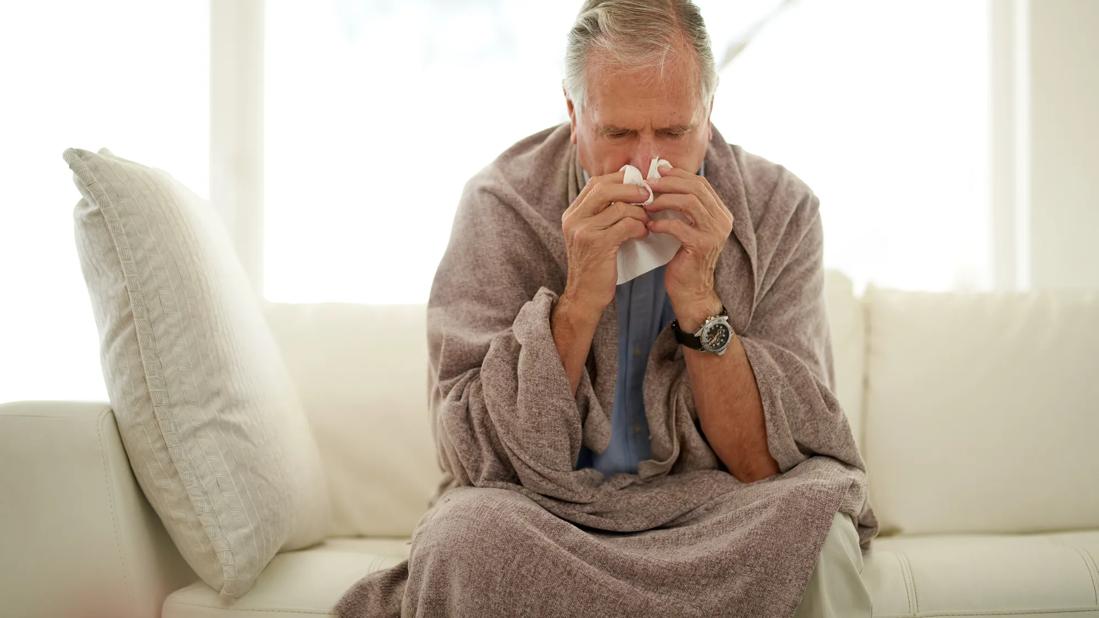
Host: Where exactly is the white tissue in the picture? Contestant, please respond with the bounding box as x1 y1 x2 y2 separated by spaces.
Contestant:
616 157 688 285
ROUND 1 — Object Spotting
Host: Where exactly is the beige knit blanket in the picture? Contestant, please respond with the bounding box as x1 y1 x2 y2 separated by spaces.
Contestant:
335 123 878 617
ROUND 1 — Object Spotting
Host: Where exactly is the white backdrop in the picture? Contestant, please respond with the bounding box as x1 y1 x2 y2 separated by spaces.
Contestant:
1 0 994 404
262 0 991 304
0 1 209 404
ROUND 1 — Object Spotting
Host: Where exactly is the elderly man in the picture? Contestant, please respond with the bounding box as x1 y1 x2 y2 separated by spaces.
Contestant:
336 1 878 616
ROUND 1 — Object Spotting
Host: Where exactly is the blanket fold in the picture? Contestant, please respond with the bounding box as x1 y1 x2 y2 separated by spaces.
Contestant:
335 123 878 618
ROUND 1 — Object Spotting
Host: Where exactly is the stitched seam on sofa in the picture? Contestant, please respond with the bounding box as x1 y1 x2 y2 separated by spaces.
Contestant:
888 550 913 616
902 551 922 614
72 152 235 587
904 608 1099 617
165 601 329 615
97 408 134 610
897 549 917 615
1045 537 1099 607
2 413 108 420
1069 545 1099 606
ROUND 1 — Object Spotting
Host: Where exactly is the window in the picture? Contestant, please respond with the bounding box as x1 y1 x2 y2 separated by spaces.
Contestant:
0 0 995 405
263 0 992 302
0 1 208 404
708 0 992 294
263 1 576 303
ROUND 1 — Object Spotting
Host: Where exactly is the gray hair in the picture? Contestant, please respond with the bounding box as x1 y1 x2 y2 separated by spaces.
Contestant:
564 0 718 113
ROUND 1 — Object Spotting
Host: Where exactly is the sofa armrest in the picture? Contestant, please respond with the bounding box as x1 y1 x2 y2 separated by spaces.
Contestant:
0 401 196 617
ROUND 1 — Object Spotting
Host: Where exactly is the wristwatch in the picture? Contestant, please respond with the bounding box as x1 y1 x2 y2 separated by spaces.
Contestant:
671 305 732 355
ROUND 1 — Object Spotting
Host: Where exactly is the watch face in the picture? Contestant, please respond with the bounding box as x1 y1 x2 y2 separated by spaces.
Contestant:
701 321 731 351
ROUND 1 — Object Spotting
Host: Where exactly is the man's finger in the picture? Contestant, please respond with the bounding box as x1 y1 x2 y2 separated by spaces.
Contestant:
590 201 650 230
647 175 707 199
647 217 700 246
645 193 707 228
648 175 722 221
571 169 625 207
573 182 651 219
606 213 650 247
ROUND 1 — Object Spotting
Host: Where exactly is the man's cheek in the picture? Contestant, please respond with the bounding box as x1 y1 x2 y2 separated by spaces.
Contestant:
596 150 633 176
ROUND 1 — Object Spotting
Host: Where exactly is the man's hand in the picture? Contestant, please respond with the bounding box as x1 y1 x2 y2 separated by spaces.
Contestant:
552 170 651 396
646 167 735 331
559 170 653 315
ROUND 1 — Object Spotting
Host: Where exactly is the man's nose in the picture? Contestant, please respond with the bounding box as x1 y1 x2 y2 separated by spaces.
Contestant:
630 138 659 171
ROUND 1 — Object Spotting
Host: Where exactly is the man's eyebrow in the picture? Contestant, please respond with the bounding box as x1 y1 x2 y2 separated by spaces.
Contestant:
597 123 696 135
599 125 633 135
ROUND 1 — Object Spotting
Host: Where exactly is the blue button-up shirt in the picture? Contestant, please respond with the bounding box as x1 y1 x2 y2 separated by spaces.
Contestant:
573 161 705 476
574 265 676 475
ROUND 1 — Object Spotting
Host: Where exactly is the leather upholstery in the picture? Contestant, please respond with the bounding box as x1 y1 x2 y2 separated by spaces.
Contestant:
0 401 195 618
4 270 1097 617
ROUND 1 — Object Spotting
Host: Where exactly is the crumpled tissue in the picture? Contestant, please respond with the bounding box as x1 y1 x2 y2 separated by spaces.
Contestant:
615 157 688 285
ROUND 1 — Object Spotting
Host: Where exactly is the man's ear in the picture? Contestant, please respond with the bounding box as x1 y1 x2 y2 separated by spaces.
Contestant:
564 86 578 145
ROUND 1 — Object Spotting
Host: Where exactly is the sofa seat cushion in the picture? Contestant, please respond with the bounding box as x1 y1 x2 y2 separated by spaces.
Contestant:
164 531 1099 617
864 529 1099 617
162 538 410 618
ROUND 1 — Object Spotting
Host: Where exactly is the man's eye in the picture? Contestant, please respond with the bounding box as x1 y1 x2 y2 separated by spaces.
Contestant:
608 131 630 138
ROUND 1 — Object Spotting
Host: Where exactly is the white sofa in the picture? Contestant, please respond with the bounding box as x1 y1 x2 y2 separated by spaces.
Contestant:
3 270 1097 617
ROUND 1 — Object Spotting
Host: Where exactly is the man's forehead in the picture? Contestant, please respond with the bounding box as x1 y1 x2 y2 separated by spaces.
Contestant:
583 60 705 128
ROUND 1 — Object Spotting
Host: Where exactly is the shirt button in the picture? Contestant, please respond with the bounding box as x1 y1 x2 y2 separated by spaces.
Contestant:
632 346 641 358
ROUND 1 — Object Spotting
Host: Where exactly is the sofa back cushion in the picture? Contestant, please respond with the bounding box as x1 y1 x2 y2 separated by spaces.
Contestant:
264 269 863 538
823 269 867 453
263 303 441 538
863 284 1099 536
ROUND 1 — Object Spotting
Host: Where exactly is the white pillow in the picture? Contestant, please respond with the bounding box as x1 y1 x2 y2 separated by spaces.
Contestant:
64 147 330 598
863 284 1099 537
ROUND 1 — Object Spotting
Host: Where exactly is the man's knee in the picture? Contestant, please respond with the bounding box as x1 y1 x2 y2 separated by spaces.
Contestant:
794 511 873 618
820 511 864 574
412 487 548 571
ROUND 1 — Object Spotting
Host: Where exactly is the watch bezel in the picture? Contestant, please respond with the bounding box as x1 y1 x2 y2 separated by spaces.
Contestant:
672 305 731 355
695 315 732 355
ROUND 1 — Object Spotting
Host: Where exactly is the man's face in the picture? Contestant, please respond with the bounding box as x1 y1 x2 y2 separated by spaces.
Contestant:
567 48 713 177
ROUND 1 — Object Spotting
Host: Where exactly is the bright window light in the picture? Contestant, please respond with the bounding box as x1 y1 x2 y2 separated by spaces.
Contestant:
263 1 577 304
265 0 992 303
708 0 992 294
0 1 208 404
